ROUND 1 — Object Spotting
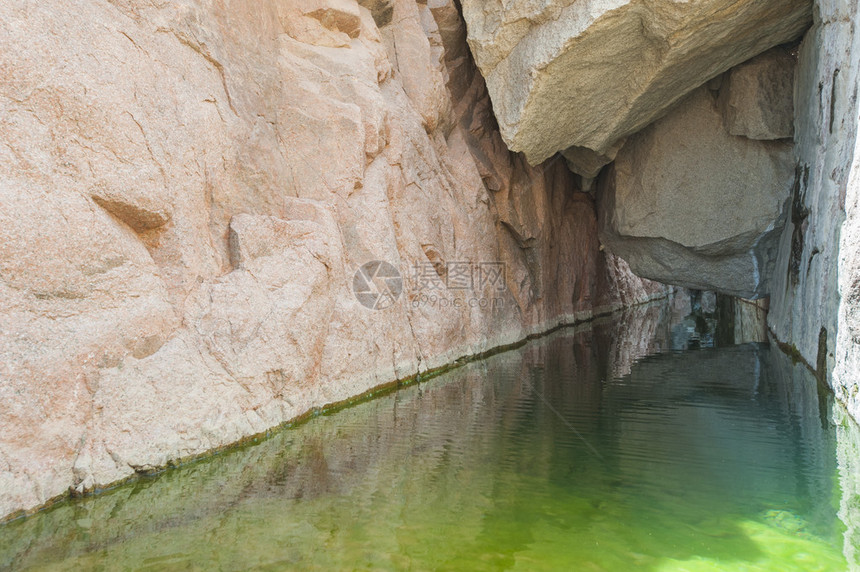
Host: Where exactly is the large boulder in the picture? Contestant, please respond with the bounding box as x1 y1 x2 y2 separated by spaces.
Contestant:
599 86 794 298
460 0 812 163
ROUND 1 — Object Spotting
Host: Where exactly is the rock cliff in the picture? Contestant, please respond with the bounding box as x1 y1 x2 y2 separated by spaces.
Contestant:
0 0 664 519
768 0 860 422
463 0 859 418
3 0 860 524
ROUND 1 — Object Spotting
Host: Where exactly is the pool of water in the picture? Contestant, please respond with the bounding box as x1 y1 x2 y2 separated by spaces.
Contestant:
1 300 857 570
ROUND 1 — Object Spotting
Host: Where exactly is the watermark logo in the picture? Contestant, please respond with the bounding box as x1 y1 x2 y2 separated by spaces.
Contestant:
352 260 403 310
409 260 506 310
411 261 506 292
353 259 508 311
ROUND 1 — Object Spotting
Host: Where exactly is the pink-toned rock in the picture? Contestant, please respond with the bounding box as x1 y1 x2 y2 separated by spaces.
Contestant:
0 0 665 520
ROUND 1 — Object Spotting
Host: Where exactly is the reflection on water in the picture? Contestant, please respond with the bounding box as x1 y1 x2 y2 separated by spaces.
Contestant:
0 296 856 571
669 290 769 351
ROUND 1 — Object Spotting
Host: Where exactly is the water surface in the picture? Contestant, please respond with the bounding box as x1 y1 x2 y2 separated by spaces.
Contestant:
1 301 855 570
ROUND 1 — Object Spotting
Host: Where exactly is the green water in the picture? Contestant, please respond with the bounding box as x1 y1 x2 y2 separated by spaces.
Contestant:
0 304 855 571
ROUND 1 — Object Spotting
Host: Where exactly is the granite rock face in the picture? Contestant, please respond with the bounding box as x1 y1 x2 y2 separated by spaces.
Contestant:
766 0 860 422
0 0 665 519
460 0 812 163
599 86 794 298
831 0 860 421
837 121 860 421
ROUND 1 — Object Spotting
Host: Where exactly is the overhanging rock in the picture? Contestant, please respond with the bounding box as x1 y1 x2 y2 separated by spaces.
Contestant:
598 86 794 298
460 0 812 164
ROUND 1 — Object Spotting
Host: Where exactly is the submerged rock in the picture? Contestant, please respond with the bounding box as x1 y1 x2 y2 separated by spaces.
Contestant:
460 0 812 163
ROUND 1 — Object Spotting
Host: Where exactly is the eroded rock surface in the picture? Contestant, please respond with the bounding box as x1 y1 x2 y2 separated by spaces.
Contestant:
0 0 664 519
460 0 812 163
767 0 860 422
599 86 794 298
